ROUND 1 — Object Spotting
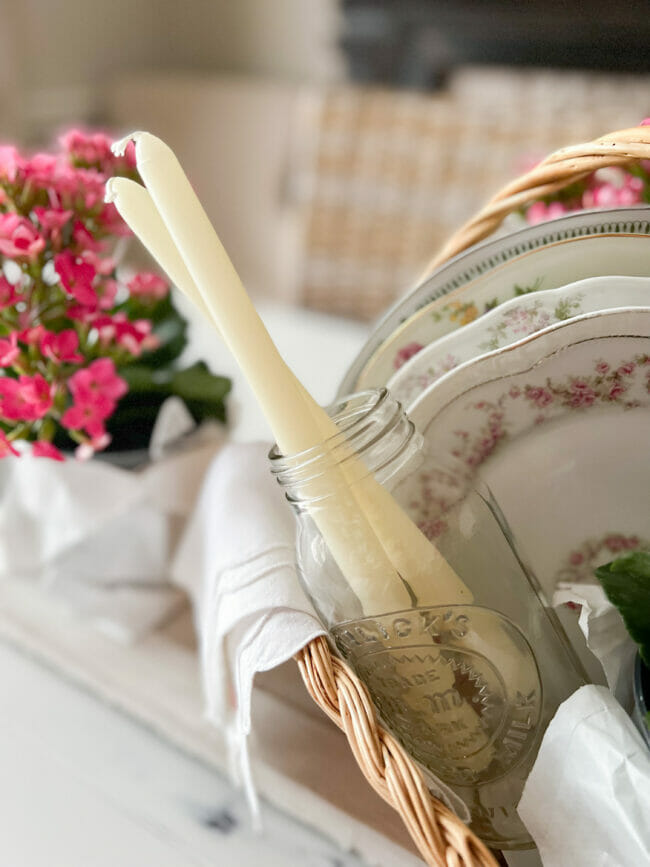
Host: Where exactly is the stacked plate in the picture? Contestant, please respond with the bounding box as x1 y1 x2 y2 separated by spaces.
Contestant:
339 207 650 682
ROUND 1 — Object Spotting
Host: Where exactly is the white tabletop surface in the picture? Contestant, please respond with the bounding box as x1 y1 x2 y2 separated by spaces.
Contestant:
0 302 376 867
0 637 373 867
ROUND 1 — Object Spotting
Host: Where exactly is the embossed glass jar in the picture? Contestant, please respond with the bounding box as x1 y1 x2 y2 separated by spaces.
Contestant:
270 389 586 850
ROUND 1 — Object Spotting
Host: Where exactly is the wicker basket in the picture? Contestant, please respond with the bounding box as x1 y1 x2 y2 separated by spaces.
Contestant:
295 124 650 867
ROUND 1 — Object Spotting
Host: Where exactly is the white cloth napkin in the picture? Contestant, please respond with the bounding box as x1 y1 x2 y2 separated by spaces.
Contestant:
171 441 325 808
519 685 650 867
171 440 469 821
0 399 224 642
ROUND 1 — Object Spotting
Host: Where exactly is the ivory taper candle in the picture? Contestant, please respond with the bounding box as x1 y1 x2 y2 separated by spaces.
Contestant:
109 138 411 612
107 138 497 775
106 163 470 607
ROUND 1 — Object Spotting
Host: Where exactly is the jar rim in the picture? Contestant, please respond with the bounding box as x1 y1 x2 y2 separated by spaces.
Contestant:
269 387 419 499
268 387 390 469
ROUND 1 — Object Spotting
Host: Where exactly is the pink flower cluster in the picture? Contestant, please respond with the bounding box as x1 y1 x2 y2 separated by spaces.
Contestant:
526 167 646 225
524 122 650 225
61 359 128 454
0 129 170 460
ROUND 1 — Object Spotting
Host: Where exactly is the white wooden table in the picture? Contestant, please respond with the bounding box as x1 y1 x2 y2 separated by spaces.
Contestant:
0 638 370 867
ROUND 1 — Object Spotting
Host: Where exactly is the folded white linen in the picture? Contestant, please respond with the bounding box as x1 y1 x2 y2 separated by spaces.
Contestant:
0 400 223 643
171 441 324 811
171 440 470 821
519 685 650 867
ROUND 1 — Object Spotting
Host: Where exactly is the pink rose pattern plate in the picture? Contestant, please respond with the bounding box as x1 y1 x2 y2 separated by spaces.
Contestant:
401 309 650 680
340 208 650 394
388 276 650 409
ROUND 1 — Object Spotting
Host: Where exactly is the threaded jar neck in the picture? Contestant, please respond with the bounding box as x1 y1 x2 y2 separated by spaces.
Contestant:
269 388 421 506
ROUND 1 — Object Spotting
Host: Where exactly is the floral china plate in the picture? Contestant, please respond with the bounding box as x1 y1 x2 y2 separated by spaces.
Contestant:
339 207 650 393
388 275 650 410
400 308 650 682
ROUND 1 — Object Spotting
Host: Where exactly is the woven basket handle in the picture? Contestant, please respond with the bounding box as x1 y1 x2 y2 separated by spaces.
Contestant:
296 124 650 867
420 123 650 281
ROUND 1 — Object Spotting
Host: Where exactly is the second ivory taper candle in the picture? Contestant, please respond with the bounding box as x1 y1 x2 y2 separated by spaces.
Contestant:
106 139 471 611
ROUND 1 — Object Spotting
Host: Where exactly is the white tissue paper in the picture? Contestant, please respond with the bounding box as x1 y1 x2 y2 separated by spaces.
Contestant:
554 583 638 708
171 440 469 821
0 398 224 642
519 685 650 867
515 583 650 865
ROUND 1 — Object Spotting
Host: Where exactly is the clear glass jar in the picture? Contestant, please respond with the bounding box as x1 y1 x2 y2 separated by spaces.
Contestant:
270 389 587 850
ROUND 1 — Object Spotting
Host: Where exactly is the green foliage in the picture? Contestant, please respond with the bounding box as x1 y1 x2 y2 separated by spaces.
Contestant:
595 551 650 667
105 291 230 452
108 361 231 453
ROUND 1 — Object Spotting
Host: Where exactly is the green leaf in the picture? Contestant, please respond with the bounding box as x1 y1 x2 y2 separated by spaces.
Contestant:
145 312 188 367
169 361 231 424
117 364 172 393
109 360 232 450
595 551 650 666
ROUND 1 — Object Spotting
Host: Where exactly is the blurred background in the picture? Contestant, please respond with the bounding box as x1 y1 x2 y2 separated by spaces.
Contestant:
2 0 650 321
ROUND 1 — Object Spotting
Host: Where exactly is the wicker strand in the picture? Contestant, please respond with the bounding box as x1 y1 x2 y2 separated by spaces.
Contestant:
419 124 650 279
295 124 650 867
296 636 498 867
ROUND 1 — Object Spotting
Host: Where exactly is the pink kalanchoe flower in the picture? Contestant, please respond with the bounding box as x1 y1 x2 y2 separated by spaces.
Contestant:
0 374 53 421
0 430 19 458
75 167 107 210
81 250 114 275
122 139 137 169
21 153 59 188
33 207 73 231
526 200 568 225
59 129 114 167
127 272 169 301
17 374 54 419
0 213 46 260
117 317 154 356
0 333 19 367
54 250 97 307
0 276 18 310
62 401 111 439
68 357 127 405
75 431 112 461
97 278 118 310
526 201 548 225
18 324 46 346
92 312 155 356
0 378 26 420
0 146 22 183
73 220 105 254
98 201 132 236
40 329 84 364
91 313 116 344
32 441 64 461
33 207 73 246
